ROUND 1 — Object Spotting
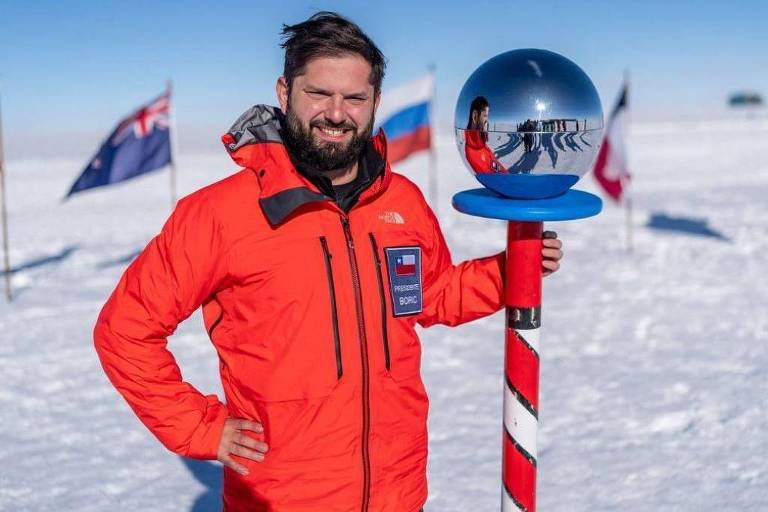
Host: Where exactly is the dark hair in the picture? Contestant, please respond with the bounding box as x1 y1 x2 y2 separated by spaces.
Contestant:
280 11 387 95
466 96 490 129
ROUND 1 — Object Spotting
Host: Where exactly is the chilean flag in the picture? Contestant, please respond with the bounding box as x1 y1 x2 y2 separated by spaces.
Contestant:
67 89 172 198
375 74 433 164
395 254 416 276
593 82 630 202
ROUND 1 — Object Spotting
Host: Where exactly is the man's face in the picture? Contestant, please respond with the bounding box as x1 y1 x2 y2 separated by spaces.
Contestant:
277 54 379 172
472 107 490 131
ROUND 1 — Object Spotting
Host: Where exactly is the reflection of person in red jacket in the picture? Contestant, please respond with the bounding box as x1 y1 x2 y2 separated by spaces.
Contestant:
94 12 563 512
464 96 507 173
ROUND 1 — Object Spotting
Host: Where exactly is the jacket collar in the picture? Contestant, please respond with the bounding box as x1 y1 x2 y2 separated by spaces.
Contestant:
222 105 392 225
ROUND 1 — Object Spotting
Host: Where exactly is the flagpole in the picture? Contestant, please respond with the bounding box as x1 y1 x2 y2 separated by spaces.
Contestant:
0 87 12 301
167 79 178 210
625 193 633 252
427 64 438 214
623 69 633 253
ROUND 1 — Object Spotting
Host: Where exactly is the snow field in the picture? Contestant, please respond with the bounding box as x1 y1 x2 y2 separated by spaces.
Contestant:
0 118 766 510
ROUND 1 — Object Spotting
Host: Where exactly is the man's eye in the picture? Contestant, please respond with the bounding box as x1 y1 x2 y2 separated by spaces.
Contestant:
307 91 329 98
347 97 366 104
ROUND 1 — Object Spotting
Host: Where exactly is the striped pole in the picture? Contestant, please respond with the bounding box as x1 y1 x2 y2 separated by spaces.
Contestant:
502 221 542 512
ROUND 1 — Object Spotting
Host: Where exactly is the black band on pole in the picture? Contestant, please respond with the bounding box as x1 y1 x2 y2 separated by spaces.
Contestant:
507 306 541 330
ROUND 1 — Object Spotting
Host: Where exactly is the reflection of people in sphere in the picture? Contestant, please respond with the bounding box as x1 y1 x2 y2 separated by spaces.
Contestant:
464 96 507 174
520 119 535 153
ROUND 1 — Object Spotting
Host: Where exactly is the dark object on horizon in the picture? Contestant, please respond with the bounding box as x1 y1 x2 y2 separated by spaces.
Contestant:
728 91 764 108
647 212 728 241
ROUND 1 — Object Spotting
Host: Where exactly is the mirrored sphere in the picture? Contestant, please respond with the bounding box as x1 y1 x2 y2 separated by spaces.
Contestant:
455 49 603 199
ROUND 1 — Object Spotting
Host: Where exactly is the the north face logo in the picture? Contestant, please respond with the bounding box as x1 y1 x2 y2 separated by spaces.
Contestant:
379 211 405 224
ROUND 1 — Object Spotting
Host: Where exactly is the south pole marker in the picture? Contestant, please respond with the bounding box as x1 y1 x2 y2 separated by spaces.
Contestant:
453 48 604 511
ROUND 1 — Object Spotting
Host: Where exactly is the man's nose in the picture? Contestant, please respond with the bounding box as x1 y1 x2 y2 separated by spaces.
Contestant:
324 96 346 125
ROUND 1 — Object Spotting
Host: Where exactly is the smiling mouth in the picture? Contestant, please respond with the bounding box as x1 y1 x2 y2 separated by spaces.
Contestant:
314 125 353 140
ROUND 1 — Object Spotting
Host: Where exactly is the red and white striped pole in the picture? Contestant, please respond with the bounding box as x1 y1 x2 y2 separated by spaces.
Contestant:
453 47 605 511
502 221 543 512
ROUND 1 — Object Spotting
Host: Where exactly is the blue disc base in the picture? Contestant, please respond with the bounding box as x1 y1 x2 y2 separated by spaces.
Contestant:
452 188 603 221
476 173 579 199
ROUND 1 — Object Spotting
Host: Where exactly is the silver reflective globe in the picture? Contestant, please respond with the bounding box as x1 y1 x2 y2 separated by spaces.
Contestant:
455 49 604 199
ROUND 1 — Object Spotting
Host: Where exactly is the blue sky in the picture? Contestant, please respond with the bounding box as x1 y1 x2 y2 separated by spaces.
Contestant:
1 0 766 159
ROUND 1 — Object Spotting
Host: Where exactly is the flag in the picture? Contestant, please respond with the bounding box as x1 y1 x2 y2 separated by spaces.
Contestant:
593 82 630 202
67 89 172 197
375 74 433 164
395 254 416 276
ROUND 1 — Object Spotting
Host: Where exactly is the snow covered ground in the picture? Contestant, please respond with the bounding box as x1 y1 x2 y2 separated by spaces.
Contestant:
0 117 766 511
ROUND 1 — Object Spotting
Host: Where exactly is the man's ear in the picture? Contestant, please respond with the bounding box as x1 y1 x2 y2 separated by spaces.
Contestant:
276 76 289 112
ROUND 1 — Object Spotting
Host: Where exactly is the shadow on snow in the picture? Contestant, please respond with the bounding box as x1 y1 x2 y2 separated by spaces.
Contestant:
646 212 729 241
180 457 223 512
0 245 78 276
97 248 142 269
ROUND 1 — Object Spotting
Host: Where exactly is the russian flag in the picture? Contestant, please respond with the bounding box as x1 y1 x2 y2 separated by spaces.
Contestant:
375 74 434 164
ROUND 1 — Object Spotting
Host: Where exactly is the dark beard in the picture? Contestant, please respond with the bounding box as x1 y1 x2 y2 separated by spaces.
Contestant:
282 105 374 174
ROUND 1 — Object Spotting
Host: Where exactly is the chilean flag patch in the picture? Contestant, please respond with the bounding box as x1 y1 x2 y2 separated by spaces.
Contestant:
385 246 422 316
395 254 416 276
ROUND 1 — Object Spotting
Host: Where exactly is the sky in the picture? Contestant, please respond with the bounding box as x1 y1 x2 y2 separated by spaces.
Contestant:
1 0 766 159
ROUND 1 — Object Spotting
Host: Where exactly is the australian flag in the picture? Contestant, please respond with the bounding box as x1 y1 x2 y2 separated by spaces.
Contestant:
66 90 172 197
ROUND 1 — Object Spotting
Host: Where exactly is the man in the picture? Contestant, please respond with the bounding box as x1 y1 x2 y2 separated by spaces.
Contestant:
463 95 507 173
94 12 563 511
523 119 534 153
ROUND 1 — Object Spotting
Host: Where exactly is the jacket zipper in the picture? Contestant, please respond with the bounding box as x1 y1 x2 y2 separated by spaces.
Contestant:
206 298 224 340
320 236 343 379
341 216 371 512
368 233 391 371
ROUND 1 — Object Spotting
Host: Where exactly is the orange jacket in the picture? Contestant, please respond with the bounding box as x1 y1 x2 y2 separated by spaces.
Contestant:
464 129 507 174
94 105 505 511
